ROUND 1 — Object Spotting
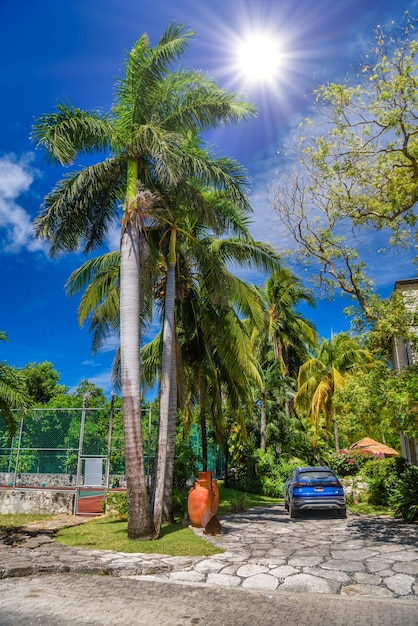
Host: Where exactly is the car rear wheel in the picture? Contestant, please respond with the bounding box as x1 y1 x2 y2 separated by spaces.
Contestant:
284 500 289 511
338 508 347 519
289 503 298 519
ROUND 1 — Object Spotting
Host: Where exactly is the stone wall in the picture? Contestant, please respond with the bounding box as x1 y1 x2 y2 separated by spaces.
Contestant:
341 478 368 503
0 473 127 488
0 473 77 488
0 489 75 515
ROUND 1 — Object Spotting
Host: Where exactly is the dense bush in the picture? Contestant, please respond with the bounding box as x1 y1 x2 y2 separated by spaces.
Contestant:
228 448 300 497
328 450 377 476
360 457 407 506
105 491 128 518
171 441 200 517
390 465 418 522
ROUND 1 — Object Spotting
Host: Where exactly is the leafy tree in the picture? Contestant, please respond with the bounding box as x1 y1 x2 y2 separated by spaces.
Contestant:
23 361 68 404
272 16 418 322
144 205 280 517
149 160 261 533
294 333 375 449
249 267 317 452
335 361 418 444
32 24 256 539
0 332 28 435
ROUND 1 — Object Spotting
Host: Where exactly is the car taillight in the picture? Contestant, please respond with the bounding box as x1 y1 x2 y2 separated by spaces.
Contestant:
294 481 307 487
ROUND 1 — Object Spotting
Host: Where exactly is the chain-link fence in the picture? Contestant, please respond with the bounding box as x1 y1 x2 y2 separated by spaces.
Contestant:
0 406 224 490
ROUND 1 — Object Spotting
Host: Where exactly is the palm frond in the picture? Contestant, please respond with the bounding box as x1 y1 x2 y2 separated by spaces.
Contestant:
34 158 125 255
31 103 112 165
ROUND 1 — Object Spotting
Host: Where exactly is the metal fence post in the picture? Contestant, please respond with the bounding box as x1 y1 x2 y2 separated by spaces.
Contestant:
104 393 114 493
12 414 24 488
74 395 88 514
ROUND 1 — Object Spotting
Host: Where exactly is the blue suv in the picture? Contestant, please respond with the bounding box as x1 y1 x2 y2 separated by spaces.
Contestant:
284 466 346 519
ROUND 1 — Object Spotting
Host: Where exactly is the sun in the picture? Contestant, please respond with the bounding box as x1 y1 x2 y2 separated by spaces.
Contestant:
236 35 283 83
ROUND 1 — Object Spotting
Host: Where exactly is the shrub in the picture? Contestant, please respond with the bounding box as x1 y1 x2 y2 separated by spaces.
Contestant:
360 457 407 506
105 491 128 518
172 441 201 517
390 465 418 522
229 448 301 498
229 492 249 513
328 450 377 476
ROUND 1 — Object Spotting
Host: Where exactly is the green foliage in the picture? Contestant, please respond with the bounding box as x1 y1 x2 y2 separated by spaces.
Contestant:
328 449 377 476
229 491 249 513
57 516 222 556
336 363 418 442
23 362 68 403
360 457 407 506
228 446 302 498
171 441 200 516
354 293 418 360
272 16 418 319
105 492 128 518
172 441 200 489
295 333 375 440
255 449 299 497
0 333 30 436
390 465 418 522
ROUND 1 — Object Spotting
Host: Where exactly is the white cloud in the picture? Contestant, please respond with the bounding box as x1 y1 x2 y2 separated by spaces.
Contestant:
105 223 120 251
0 154 47 254
69 368 114 397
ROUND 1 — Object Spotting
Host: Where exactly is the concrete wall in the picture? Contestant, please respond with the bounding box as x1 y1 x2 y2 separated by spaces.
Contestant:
0 489 75 515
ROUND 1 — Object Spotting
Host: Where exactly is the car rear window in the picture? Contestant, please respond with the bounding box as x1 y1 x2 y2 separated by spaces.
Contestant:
298 471 335 480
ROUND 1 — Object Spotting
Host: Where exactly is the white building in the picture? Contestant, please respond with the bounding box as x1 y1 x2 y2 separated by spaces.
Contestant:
391 279 418 465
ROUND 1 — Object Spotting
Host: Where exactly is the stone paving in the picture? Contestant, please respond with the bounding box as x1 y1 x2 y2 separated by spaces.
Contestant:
130 506 418 600
0 506 417 602
0 506 417 625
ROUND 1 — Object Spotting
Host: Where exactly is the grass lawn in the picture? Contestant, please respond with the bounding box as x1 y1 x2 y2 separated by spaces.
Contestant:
56 515 223 556
217 485 279 515
347 502 395 516
0 513 51 527
55 485 280 555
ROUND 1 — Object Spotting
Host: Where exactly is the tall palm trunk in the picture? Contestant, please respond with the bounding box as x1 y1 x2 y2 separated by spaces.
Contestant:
333 406 340 451
260 390 267 452
199 366 208 470
152 228 176 534
162 327 177 523
120 159 155 539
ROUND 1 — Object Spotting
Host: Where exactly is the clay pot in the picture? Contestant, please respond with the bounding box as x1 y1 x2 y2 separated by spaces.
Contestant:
188 471 219 527
188 482 211 527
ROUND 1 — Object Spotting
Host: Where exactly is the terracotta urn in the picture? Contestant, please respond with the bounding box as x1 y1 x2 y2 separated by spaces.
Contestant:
187 471 219 527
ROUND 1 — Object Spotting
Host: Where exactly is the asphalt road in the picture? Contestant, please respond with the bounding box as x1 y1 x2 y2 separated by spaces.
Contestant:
0 573 417 626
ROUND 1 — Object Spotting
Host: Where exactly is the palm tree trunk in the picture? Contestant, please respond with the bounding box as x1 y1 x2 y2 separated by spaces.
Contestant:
199 366 208 471
333 406 340 451
120 160 155 539
152 228 176 535
162 323 177 524
260 390 267 452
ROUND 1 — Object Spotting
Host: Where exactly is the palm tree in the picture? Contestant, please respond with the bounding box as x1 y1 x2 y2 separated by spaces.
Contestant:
264 268 317 378
294 332 375 449
0 331 28 436
249 267 317 451
32 23 256 539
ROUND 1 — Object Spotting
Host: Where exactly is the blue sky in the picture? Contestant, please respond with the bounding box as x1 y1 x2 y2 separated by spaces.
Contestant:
1 0 416 396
